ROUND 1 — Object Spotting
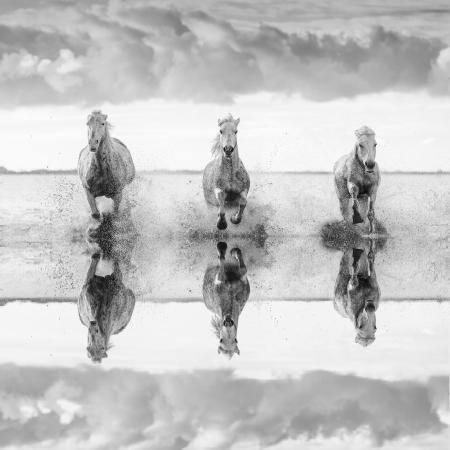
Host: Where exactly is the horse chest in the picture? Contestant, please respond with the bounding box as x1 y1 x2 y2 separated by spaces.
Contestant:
85 159 116 197
218 171 245 192
352 174 375 196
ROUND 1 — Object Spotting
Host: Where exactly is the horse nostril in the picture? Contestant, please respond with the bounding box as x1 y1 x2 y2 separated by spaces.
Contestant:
366 161 375 169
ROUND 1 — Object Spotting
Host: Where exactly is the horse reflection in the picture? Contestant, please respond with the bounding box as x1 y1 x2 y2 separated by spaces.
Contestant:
78 252 135 362
334 239 380 346
203 242 250 358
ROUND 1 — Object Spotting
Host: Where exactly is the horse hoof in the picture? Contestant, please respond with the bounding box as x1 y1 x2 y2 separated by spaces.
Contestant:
217 214 227 230
230 214 242 225
91 213 101 221
217 241 227 256
92 252 101 260
230 248 241 259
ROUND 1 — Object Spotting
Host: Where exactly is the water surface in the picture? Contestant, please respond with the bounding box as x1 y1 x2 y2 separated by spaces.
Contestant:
0 173 448 450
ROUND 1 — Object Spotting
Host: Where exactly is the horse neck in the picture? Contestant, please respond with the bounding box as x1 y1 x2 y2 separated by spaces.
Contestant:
96 129 114 166
220 297 240 324
352 143 365 170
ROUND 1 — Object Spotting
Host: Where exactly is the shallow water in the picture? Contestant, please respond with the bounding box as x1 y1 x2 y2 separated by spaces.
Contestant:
0 173 448 450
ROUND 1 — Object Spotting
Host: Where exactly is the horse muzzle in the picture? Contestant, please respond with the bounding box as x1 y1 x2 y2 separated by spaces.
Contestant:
223 316 235 327
365 161 375 173
223 146 234 158
89 138 100 152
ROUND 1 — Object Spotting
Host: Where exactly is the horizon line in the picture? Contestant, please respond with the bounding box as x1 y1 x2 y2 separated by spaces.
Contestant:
1 297 449 304
1 168 449 175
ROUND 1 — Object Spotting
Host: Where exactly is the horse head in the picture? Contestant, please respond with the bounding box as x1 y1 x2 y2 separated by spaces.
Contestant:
217 114 240 159
87 320 109 362
87 110 108 152
213 315 240 358
355 125 377 173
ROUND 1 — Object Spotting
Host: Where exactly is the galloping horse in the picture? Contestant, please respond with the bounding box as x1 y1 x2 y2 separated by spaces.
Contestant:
334 126 380 233
78 252 135 362
78 111 135 220
334 239 380 346
202 242 250 358
203 115 250 230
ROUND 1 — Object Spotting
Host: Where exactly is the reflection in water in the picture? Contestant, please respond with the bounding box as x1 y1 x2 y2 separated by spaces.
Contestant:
78 213 138 362
78 252 136 362
203 242 250 358
334 238 380 346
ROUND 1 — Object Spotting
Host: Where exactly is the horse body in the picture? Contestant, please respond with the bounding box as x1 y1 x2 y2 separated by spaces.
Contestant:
334 241 380 346
203 114 250 230
334 126 380 233
78 253 135 362
202 242 250 358
78 111 135 219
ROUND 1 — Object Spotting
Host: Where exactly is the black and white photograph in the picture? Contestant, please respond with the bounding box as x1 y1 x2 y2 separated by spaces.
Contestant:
0 1 449 449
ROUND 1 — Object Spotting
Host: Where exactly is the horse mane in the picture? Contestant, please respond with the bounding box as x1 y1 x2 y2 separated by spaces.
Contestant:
211 315 222 338
210 113 237 158
211 134 222 158
355 125 375 143
89 110 113 132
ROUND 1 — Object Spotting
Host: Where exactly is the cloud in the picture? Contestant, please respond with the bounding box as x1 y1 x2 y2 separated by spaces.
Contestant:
0 0 448 106
0 365 448 449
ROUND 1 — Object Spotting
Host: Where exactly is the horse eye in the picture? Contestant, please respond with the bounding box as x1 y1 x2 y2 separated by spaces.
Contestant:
220 338 224 343
235 131 238 134
374 143 377 147
235 339 238 343
220 130 223 134
101 123 105 126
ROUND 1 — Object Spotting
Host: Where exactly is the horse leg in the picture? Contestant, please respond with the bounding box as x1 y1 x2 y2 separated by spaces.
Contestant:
368 239 375 275
231 247 247 278
112 260 123 283
347 182 363 224
214 188 227 230
85 252 101 286
349 251 359 289
113 191 122 215
368 188 378 234
215 242 227 284
230 190 247 225
85 188 100 220
338 196 352 222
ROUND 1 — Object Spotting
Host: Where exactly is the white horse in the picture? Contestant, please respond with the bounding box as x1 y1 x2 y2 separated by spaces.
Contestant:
334 239 380 346
202 114 250 230
78 253 135 362
334 126 380 233
78 111 135 220
202 242 250 358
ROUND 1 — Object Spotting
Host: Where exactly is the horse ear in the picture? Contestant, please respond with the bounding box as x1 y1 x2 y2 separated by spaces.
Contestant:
235 117 240 126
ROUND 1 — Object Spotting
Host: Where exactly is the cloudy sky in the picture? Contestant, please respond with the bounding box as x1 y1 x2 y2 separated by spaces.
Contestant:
0 365 448 450
0 0 449 171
